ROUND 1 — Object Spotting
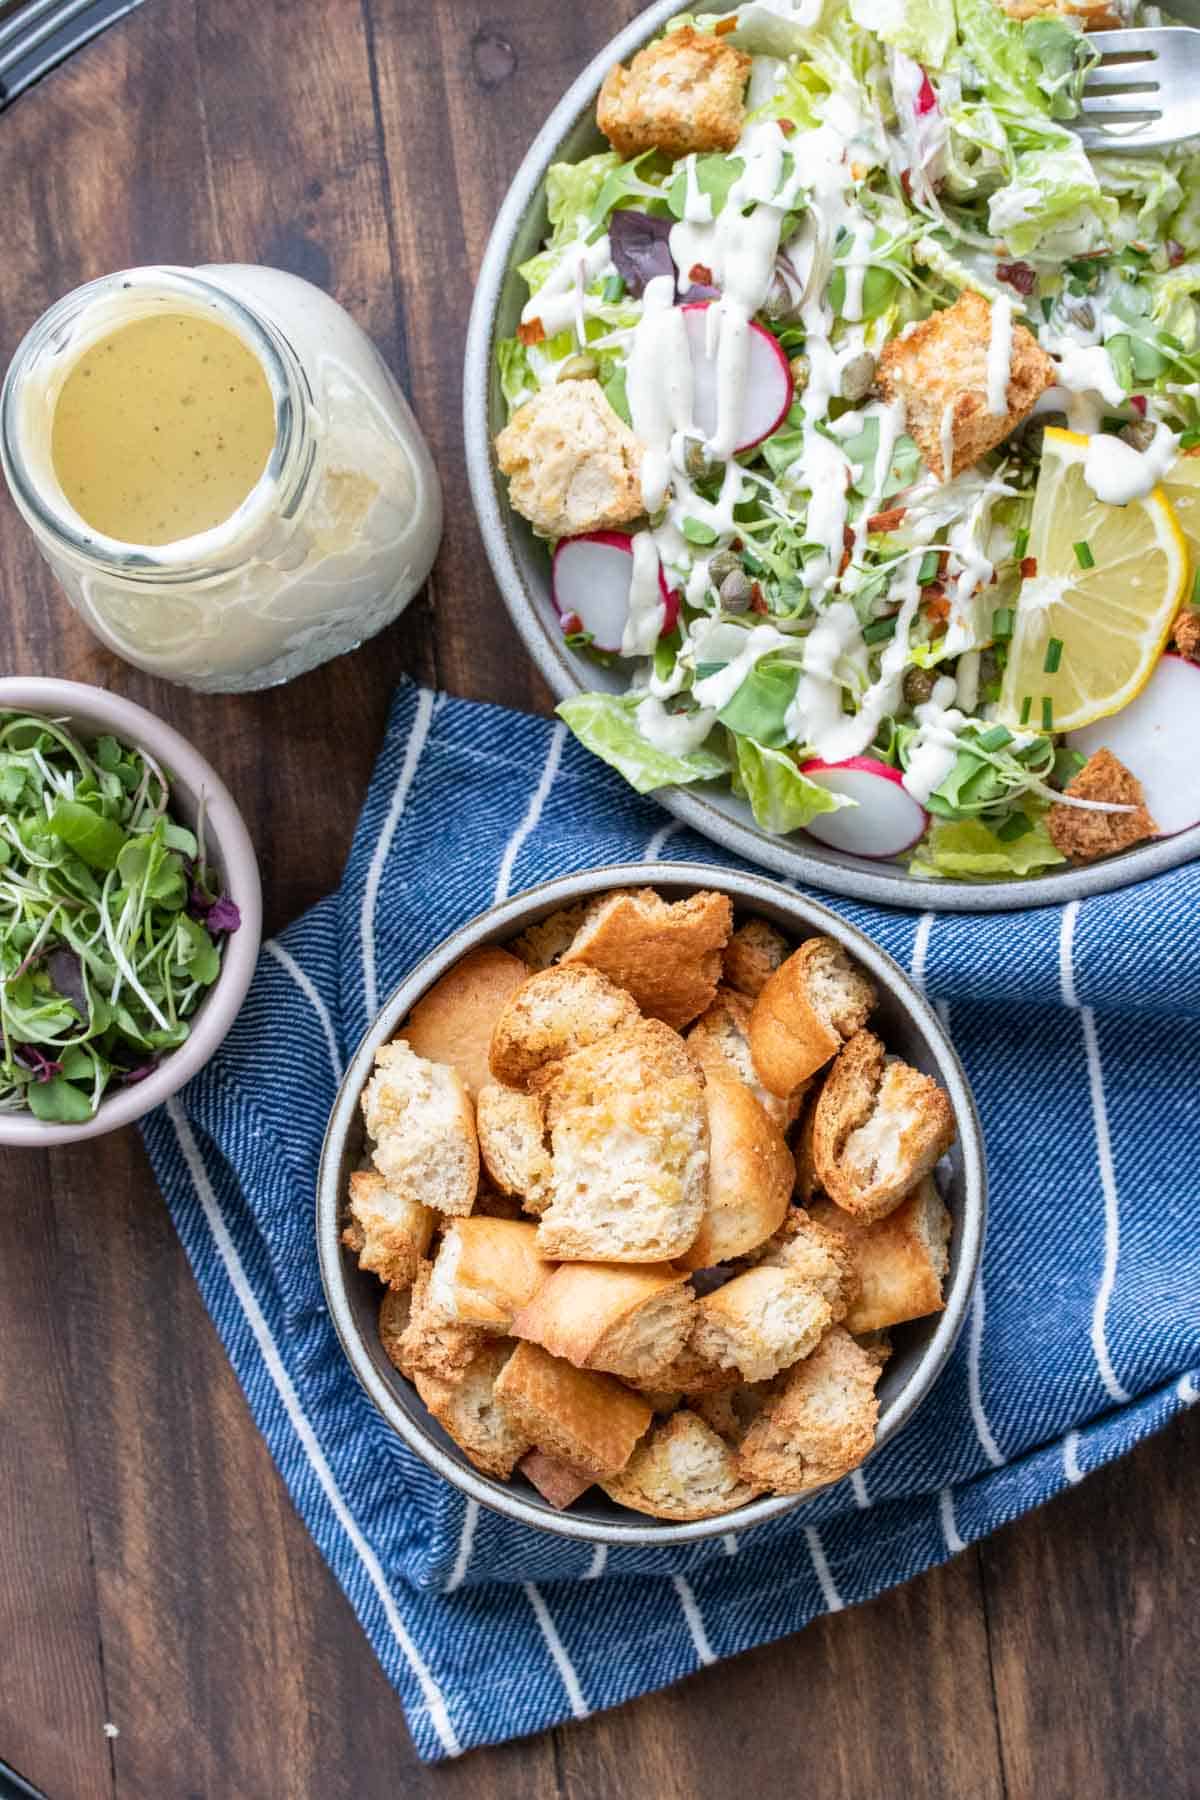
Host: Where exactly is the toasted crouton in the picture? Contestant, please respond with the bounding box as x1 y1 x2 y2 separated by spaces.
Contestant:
427 1218 551 1331
636 1343 741 1396
749 936 877 1098
534 1018 709 1263
685 986 800 1129
694 1379 777 1448
690 1266 833 1383
413 1342 530 1479
400 946 530 1099
676 1070 794 1270
476 1084 553 1213
999 0 1125 24
472 1181 528 1221
793 1092 822 1202
342 1169 436 1291
809 1177 950 1334
1047 748 1156 863
511 903 591 971
494 379 643 539
511 1262 693 1384
737 1327 884 1493
755 1206 857 1321
562 886 734 1030
723 916 791 998
488 963 640 1088
493 1341 652 1477
518 1448 595 1510
878 289 1055 481
811 1031 956 1222
597 25 750 162
378 1287 414 1378
397 1260 488 1383
361 1041 479 1217
1173 609 1200 662
600 1410 761 1520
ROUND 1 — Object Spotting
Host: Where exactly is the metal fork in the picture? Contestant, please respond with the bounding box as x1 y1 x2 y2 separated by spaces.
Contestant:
1075 27 1200 151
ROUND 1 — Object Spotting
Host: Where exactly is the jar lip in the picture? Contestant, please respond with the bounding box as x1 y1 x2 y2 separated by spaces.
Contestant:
0 265 304 577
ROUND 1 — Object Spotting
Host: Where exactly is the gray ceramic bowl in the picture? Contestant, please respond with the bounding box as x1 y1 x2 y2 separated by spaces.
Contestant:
317 863 986 1546
0 677 262 1146
463 0 1200 912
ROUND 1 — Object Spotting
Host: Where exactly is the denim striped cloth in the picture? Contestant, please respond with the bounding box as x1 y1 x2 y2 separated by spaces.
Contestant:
141 679 1199 1761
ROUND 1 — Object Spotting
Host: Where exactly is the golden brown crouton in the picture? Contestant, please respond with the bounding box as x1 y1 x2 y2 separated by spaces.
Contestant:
378 1287 414 1378
690 1267 833 1383
811 1030 956 1223
342 1169 436 1291
999 0 1125 24
511 903 591 971
489 963 640 1089
413 1341 530 1479
511 1262 694 1384
596 25 750 162
749 935 877 1098
736 1327 884 1494
809 1178 950 1335
476 1084 554 1213
793 1093 822 1203
1173 610 1200 662
1048 747 1156 863
755 1206 857 1321
400 946 529 1099
562 886 734 1030
685 985 800 1129
878 289 1055 481
493 1341 653 1477
694 1379 778 1449
600 1410 761 1520
494 379 644 539
397 1260 489 1383
676 1070 794 1270
427 1217 552 1331
361 1040 479 1217
722 917 791 999
635 1343 741 1397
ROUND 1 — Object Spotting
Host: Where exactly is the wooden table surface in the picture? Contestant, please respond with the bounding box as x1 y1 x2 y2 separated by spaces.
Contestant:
0 3 1196 1795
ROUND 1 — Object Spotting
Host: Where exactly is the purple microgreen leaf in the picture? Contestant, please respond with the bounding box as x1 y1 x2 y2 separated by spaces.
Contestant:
204 896 241 934
14 1044 63 1083
47 947 88 1016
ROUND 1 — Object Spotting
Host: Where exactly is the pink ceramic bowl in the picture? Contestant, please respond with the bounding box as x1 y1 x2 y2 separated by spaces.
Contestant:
0 677 261 1145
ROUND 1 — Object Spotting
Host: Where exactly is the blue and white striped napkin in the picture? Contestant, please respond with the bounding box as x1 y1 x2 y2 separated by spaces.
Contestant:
141 679 1199 1761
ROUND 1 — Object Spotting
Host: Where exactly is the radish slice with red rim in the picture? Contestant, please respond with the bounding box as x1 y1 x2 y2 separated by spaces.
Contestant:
551 532 679 654
1067 652 1200 837
680 304 794 454
797 756 930 860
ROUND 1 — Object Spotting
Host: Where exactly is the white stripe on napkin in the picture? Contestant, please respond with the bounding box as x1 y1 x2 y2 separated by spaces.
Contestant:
910 911 935 994
722 1532 739 1556
1179 1372 1198 1405
939 1486 965 1554
263 939 343 1082
166 1097 460 1755
1062 1430 1084 1486
805 1525 844 1612
967 1281 1005 1467
524 1582 589 1719
361 687 435 1018
583 1544 607 1580
849 1468 871 1510
672 1574 715 1665
643 818 683 859
445 1499 479 1593
493 723 566 904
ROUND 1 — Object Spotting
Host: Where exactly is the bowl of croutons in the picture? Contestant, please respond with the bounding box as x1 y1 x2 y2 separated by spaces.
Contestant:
317 865 985 1544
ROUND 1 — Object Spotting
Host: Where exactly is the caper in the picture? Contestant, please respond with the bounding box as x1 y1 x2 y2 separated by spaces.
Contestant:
840 352 877 404
1119 417 1157 453
1017 410 1066 460
1068 301 1095 333
719 569 753 612
707 549 742 587
903 666 937 708
555 352 598 382
684 435 720 482
762 274 799 322
789 352 811 394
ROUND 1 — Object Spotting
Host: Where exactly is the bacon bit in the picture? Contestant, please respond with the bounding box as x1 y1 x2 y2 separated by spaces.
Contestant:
1167 238 1186 267
731 536 743 551
689 263 714 286
517 318 546 346
837 549 852 578
900 169 913 201
923 588 950 633
778 118 796 138
996 261 1037 296
1130 393 1147 417
1021 555 1038 579
750 581 769 615
868 506 907 534
843 524 856 551
714 14 737 32
938 550 950 580
916 71 937 115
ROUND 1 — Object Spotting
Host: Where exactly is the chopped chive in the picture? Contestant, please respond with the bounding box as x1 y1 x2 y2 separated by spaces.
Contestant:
1041 696 1054 731
862 615 899 644
1043 637 1063 674
992 606 1014 640
1100 416 1127 435
979 724 1013 752
1013 527 1029 561
1073 540 1094 570
1191 565 1200 608
917 550 940 586
1020 694 1033 725
601 274 625 302
1041 296 1054 321
997 811 1033 843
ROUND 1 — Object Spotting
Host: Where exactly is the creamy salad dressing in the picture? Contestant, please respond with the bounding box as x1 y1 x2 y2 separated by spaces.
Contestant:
985 296 1013 416
1083 424 1179 506
621 529 667 656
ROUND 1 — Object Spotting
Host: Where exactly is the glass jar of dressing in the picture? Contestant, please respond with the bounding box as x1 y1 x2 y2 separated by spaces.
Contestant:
0 264 442 692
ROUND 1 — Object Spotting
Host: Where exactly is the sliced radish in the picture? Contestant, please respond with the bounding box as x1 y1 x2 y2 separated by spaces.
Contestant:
1067 652 1200 836
798 756 930 860
551 531 679 654
681 303 794 453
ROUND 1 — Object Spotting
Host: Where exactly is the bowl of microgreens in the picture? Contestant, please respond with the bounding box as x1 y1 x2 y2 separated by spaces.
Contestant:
0 677 261 1145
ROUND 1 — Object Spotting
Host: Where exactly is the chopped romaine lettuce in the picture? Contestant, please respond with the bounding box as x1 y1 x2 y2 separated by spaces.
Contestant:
496 337 536 410
849 0 955 70
988 140 1116 258
717 657 802 748
546 152 622 243
733 739 851 834
908 814 1065 879
556 694 729 793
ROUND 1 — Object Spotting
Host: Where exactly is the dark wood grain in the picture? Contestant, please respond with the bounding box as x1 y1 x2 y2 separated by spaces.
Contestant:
0 3 1196 1797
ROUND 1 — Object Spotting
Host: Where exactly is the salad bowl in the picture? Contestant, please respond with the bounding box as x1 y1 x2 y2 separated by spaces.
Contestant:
464 0 1200 911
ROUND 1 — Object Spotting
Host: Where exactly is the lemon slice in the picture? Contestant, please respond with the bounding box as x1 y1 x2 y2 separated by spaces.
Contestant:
997 426 1188 734
1162 446 1200 567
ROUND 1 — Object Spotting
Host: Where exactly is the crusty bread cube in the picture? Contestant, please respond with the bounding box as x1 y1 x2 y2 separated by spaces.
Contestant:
1173 609 1200 662
811 1031 956 1222
361 1040 478 1217
378 1286 414 1378
722 917 791 999
755 1206 857 1321
1048 748 1156 864
427 1217 551 1331
793 1093 822 1203
511 903 591 972
511 1262 693 1384
690 1267 833 1383
534 1018 708 1263
635 1343 740 1397
1000 0 1125 24
809 1177 950 1334
414 1341 530 1480
562 886 733 1031
736 1327 885 1494
518 1448 595 1510
342 1169 435 1290
494 379 643 540
676 1070 793 1270
749 936 877 1098
600 1410 761 1520
400 946 529 1099
476 1084 553 1213
694 1379 777 1449
686 986 800 1129
396 1260 488 1383
493 1341 652 1477
596 25 750 161
489 963 640 1089
878 289 1055 481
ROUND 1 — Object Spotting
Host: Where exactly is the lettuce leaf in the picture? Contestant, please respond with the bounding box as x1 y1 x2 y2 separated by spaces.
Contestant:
496 337 536 410
546 152 621 243
716 657 801 748
556 693 729 793
987 140 1116 258
849 0 955 69
733 739 851 834
907 814 1065 879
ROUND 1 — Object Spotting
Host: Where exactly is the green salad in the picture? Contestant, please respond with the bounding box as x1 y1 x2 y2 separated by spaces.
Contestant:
494 0 1200 874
